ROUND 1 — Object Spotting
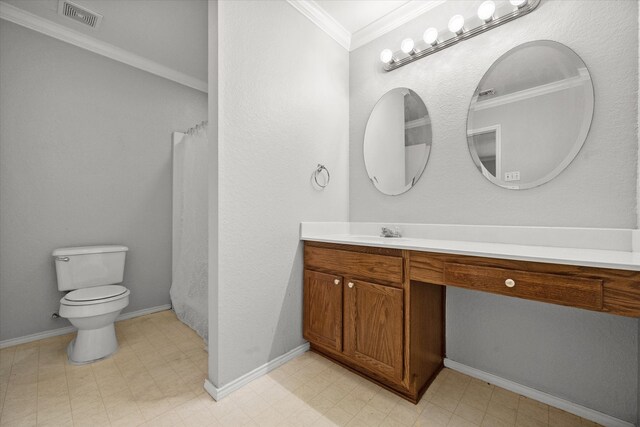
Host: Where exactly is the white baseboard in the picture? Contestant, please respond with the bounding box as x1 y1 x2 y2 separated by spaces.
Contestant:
0 325 78 349
117 304 172 321
0 304 172 349
444 359 634 427
204 342 311 401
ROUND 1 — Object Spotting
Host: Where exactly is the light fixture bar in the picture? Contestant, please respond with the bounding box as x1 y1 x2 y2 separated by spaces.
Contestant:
383 0 540 72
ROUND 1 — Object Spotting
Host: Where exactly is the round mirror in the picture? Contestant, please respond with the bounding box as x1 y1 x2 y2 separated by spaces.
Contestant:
467 41 594 189
364 88 432 196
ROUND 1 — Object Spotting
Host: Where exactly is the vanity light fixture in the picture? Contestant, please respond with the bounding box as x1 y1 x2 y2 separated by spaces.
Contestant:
510 0 528 8
448 15 465 35
380 0 540 71
401 38 416 55
477 1 496 23
380 48 395 64
423 28 439 46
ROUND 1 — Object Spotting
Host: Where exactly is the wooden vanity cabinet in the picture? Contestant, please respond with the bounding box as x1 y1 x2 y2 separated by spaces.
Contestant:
303 270 342 351
304 239 640 404
303 242 444 403
343 278 404 384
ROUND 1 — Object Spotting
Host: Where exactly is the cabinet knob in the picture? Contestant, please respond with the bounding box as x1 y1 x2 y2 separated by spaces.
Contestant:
348 282 354 288
334 279 340 285
505 278 515 288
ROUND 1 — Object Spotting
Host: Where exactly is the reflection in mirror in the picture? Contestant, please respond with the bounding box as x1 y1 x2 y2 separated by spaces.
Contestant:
467 40 594 189
364 88 432 196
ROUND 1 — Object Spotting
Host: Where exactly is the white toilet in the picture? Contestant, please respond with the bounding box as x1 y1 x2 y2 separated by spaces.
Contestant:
53 245 130 364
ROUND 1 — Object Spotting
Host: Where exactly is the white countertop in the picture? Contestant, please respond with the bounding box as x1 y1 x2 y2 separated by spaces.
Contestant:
300 223 640 271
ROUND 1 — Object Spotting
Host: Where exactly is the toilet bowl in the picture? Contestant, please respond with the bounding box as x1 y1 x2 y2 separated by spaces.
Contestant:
53 245 130 364
59 285 130 364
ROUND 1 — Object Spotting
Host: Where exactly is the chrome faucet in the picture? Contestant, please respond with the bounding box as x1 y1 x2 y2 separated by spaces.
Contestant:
380 226 402 238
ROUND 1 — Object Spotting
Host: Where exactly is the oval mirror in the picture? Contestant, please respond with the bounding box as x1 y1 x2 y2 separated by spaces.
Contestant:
364 88 432 195
467 40 594 189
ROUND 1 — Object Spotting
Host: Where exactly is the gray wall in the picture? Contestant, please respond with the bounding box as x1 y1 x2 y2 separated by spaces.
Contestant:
0 21 207 341
212 0 349 386
447 289 638 422
349 0 638 423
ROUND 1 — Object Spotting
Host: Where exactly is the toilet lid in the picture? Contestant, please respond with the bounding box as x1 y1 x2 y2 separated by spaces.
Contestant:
65 285 128 302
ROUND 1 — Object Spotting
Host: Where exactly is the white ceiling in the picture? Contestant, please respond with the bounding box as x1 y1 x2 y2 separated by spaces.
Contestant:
314 0 410 34
290 0 446 51
2 0 207 82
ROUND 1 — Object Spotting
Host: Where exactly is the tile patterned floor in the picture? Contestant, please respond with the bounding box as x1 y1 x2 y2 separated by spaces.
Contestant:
0 311 601 427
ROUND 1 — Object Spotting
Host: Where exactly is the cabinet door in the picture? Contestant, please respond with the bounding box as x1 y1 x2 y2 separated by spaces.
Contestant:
303 270 343 351
344 279 404 383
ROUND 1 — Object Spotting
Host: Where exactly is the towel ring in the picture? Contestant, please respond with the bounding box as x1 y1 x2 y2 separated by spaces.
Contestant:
313 164 330 189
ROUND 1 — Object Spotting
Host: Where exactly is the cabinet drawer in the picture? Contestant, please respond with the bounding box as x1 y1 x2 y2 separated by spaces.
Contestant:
444 263 604 310
305 245 403 286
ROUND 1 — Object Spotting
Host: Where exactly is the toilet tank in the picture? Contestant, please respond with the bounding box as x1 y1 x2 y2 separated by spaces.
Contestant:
53 245 128 291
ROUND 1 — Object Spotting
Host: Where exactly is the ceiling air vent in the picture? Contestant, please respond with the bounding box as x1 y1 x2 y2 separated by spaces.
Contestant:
57 0 103 29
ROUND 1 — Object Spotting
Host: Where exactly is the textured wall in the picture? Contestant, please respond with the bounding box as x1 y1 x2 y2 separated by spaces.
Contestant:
0 21 207 341
207 0 220 386
214 0 349 385
350 0 637 228
349 0 638 422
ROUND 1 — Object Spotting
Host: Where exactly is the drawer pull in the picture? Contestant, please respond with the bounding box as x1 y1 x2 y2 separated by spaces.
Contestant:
348 282 354 288
334 279 340 285
505 278 515 288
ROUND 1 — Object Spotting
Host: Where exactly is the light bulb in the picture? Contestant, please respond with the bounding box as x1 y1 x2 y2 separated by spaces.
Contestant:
380 49 394 64
477 1 495 23
509 0 527 7
448 15 465 35
423 28 439 46
401 38 415 54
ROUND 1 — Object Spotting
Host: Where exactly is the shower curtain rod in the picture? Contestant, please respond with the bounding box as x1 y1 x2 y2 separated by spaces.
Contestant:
181 120 208 135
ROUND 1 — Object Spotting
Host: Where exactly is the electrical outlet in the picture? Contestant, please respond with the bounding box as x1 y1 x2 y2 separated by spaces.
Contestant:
504 171 521 181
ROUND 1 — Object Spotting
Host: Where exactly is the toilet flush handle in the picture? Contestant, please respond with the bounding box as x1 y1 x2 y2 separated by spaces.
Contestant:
56 257 70 262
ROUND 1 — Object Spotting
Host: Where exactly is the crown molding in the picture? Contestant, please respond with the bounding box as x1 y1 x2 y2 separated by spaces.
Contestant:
286 0 351 50
0 1 207 93
350 0 447 51
286 0 447 52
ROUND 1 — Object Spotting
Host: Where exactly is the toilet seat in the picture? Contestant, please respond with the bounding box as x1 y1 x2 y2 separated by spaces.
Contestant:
61 285 130 306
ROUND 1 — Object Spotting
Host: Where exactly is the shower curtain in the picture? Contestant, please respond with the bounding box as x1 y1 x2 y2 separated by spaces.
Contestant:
170 122 208 341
